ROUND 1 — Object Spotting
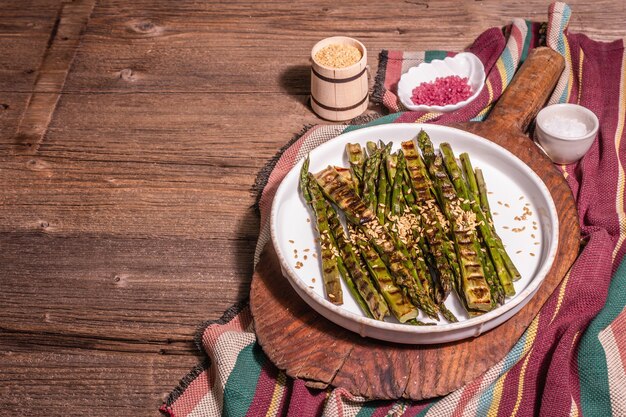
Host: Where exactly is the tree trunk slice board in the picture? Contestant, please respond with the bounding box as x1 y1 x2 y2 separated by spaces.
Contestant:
251 48 580 400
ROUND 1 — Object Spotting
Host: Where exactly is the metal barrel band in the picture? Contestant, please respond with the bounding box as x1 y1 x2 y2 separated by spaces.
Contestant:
311 66 367 84
310 94 369 112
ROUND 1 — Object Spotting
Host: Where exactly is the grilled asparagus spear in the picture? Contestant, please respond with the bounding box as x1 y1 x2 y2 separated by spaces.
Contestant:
335 253 374 318
441 145 516 296
325 199 390 320
475 166 522 282
478 239 505 306
417 130 437 167
385 153 398 215
428 154 492 311
460 153 480 205
349 224 418 323
361 147 381 212
390 152 407 216
366 141 378 156
376 143 392 224
386 153 398 189
403 139 457 303
346 143 365 194
300 155 313 203
475 168 493 223
299 160 343 304
314 166 376 225
460 153 506 305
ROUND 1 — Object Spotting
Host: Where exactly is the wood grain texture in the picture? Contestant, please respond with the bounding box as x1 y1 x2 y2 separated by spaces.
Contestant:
0 0 66 92
13 0 96 153
61 0 626 94
0 349 202 414
0 1 622 415
486 48 565 132
251 48 581 400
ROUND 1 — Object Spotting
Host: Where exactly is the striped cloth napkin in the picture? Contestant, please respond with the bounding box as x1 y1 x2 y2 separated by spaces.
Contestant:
161 3 626 416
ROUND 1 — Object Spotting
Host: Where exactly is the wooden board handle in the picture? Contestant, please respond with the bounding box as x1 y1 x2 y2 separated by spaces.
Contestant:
487 47 565 132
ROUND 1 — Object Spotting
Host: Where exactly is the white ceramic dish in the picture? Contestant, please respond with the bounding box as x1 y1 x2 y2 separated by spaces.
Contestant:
534 103 599 164
270 124 559 344
397 52 486 113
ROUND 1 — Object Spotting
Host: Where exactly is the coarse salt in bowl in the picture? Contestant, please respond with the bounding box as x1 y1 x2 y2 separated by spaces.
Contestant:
397 52 486 113
534 103 599 164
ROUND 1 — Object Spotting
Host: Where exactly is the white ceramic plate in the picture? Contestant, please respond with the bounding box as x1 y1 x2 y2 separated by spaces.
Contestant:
397 52 486 113
270 124 558 344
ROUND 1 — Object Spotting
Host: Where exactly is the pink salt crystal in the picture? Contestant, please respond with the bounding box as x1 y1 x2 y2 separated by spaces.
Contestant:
410 75 472 106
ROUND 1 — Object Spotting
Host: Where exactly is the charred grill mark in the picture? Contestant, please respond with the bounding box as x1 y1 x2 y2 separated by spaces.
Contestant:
315 166 375 224
402 140 433 202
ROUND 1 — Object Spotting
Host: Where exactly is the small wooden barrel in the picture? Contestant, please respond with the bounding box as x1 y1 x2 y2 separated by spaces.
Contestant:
310 36 368 121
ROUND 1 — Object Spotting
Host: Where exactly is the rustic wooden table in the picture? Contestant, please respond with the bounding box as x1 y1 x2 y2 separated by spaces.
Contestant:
1 1 624 415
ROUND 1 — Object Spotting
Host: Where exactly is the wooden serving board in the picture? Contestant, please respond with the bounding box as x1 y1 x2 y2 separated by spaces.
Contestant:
250 47 580 400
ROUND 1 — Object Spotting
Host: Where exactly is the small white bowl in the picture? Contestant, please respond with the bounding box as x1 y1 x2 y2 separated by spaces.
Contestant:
535 103 599 164
397 52 486 113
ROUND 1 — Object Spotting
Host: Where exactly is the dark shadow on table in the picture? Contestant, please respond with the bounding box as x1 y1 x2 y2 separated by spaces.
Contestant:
279 65 311 107
233 206 260 301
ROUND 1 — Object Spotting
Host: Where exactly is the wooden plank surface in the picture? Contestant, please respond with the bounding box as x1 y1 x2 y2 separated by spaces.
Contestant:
0 0 65 92
13 0 97 153
0 1 624 415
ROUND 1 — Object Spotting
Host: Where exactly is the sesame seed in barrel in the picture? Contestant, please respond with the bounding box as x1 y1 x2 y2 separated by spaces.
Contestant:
314 44 362 68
